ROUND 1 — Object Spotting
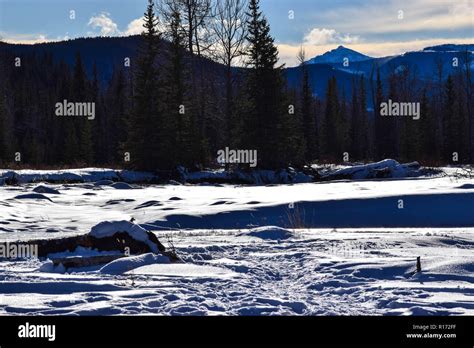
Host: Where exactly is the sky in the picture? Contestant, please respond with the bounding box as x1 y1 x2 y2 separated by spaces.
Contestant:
0 0 472 67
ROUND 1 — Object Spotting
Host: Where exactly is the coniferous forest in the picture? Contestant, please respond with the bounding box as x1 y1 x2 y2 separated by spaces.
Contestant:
0 0 472 171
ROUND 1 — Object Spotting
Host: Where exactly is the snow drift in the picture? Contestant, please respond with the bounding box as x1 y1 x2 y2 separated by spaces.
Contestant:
241 226 294 240
100 253 170 275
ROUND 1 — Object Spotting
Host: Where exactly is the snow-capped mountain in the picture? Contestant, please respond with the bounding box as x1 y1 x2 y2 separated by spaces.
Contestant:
285 43 473 107
423 44 474 52
307 45 373 64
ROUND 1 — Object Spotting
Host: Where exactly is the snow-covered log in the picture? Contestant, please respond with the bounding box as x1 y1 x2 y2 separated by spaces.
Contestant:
0 220 179 268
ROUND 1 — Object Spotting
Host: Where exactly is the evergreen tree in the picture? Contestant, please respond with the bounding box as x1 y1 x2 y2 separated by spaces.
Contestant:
350 78 359 158
299 53 317 162
125 0 162 170
419 89 437 163
0 49 5 164
0 88 6 164
339 87 350 161
443 75 455 162
53 59 74 164
452 74 469 163
90 62 104 163
106 66 128 163
357 76 369 159
71 52 93 164
243 0 287 169
374 67 386 160
386 72 400 159
320 77 340 161
396 67 419 162
162 8 193 168
282 89 305 167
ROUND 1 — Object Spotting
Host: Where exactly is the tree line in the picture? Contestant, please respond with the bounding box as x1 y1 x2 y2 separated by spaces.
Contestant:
0 0 472 170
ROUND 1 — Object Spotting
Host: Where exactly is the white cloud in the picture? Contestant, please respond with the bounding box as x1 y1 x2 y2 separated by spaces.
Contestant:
303 28 360 46
124 18 145 36
0 32 69 44
87 13 146 36
87 12 120 36
2 13 148 45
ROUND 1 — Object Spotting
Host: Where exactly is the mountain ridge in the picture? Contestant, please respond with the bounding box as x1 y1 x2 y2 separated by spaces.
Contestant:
2 37 472 102
307 45 373 64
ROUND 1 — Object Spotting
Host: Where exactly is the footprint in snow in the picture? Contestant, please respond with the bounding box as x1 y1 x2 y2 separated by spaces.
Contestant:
210 200 227 206
134 200 163 209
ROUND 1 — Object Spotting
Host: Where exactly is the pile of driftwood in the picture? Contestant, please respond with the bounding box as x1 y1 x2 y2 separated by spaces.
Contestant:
0 221 179 269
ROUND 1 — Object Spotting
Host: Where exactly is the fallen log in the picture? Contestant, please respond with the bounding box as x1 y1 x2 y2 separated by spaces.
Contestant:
0 220 180 268
9 231 165 258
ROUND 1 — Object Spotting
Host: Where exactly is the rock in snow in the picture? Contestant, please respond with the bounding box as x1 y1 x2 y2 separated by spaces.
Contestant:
13 193 54 202
242 226 294 240
33 185 61 194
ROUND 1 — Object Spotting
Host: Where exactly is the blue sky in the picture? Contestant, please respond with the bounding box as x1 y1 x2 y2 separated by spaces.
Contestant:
0 0 472 66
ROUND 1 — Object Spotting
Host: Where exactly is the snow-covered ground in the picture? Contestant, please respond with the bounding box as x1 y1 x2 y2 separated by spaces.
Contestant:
0 169 473 315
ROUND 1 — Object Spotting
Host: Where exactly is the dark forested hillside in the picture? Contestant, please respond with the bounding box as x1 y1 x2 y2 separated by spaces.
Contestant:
0 36 142 84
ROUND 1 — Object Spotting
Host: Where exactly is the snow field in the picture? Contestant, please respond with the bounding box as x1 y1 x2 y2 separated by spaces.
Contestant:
0 169 473 315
